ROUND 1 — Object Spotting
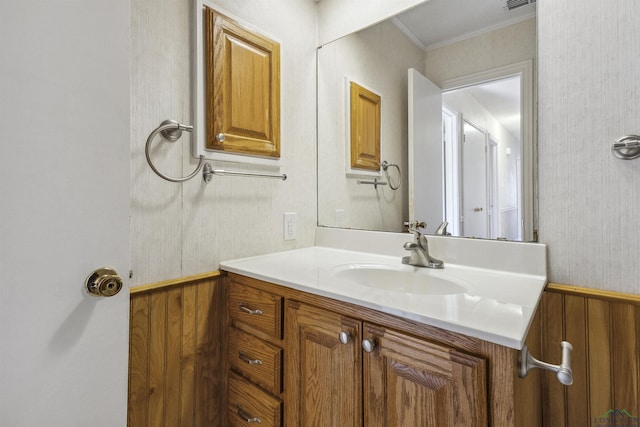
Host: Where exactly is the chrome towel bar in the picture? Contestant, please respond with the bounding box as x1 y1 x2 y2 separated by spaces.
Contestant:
202 164 286 183
357 178 387 189
145 120 286 183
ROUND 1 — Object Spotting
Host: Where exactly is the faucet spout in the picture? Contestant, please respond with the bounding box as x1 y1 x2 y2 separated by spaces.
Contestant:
402 226 444 269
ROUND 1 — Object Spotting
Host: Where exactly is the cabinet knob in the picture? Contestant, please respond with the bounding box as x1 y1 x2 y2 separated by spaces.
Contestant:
216 132 225 143
362 338 376 353
339 331 352 344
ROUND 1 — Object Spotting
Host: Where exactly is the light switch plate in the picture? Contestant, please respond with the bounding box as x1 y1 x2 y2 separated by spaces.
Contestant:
335 209 345 227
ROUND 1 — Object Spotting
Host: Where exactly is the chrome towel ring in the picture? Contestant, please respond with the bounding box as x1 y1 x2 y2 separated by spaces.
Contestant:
380 160 401 190
145 120 204 182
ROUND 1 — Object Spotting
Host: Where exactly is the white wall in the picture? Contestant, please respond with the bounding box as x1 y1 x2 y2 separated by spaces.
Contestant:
424 18 536 87
537 1 640 293
133 0 640 294
131 0 317 286
317 19 425 232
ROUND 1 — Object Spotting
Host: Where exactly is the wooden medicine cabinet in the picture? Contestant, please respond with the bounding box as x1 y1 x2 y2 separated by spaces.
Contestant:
350 81 381 171
204 7 281 158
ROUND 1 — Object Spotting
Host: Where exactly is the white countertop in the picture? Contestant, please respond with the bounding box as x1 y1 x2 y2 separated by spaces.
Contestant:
220 229 547 349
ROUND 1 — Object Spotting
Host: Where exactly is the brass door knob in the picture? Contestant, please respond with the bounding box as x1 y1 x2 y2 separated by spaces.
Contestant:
85 267 123 297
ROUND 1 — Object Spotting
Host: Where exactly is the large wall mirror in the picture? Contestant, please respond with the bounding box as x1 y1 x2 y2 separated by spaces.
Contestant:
317 0 537 241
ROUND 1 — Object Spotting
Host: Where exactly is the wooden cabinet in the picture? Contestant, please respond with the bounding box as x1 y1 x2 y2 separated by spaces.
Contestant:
224 273 541 427
204 7 280 158
350 81 381 171
284 301 362 427
226 281 284 426
362 323 487 426
285 301 487 427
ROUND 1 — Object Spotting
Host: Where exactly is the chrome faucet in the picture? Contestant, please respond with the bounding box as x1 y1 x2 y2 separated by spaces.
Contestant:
402 224 444 269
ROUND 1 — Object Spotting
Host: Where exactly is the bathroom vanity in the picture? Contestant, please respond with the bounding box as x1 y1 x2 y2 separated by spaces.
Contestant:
220 228 547 426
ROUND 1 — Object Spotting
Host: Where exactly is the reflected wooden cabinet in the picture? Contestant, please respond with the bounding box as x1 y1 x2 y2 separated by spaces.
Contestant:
285 301 487 426
350 81 381 171
204 7 280 158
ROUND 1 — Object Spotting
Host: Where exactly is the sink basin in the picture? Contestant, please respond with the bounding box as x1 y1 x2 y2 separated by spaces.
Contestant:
332 263 470 295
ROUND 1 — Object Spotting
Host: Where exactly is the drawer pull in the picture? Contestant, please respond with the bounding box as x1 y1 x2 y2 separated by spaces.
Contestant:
238 352 263 366
237 404 262 423
239 304 263 316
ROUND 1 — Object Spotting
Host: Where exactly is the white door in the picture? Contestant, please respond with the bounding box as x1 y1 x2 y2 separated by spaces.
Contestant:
0 2 130 426
408 68 443 234
461 122 488 238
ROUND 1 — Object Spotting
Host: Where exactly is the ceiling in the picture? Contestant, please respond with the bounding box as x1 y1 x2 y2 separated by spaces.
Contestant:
394 0 534 139
446 76 522 140
395 0 536 50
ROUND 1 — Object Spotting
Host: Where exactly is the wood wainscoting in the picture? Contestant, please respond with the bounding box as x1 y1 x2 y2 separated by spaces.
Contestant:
128 272 227 427
539 283 640 426
126 273 640 427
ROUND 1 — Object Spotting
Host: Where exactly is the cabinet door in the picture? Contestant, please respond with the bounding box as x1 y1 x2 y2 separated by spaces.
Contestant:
363 323 488 426
204 7 280 158
284 301 362 427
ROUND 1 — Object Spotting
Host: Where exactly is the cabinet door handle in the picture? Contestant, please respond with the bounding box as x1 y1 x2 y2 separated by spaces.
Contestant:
239 304 263 315
237 405 261 423
339 331 352 344
238 352 263 366
362 338 376 353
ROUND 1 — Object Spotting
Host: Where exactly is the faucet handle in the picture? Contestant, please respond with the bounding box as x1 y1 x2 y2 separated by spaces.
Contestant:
403 242 417 250
404 220 425 228
434 221 449 235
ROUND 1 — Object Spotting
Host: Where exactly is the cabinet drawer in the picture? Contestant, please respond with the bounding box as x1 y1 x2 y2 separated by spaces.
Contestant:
229 327 282 394
229 282 283 339
228 371 282 427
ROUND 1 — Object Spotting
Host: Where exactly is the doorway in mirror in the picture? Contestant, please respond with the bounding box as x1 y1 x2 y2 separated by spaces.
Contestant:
409 62 532 241
443 75 522 240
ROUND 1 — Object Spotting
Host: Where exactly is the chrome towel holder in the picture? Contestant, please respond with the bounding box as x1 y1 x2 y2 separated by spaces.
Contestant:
611 134 640 160
380 160 401 190
145 120 287 183
518 340 574 386
145 120 204 183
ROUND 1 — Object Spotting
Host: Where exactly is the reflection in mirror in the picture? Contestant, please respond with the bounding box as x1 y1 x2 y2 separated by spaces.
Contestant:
317 0 537 240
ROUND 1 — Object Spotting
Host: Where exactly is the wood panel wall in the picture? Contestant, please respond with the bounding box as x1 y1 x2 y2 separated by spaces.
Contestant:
126 272 640 427
539 284 640 427
128 272 226 427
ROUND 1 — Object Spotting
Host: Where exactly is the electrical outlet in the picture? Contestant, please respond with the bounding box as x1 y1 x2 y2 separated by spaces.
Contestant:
283 212 297 240
335 209 345 227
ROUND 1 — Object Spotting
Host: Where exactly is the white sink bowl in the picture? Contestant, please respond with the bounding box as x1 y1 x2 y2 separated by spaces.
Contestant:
332 263 470 295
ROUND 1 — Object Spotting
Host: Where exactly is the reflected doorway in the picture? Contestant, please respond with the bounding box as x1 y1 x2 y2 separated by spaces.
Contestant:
442 75 522 240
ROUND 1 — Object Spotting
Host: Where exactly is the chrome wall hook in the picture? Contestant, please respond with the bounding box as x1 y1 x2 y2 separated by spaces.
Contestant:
518 341 574 386
611 135 640 160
